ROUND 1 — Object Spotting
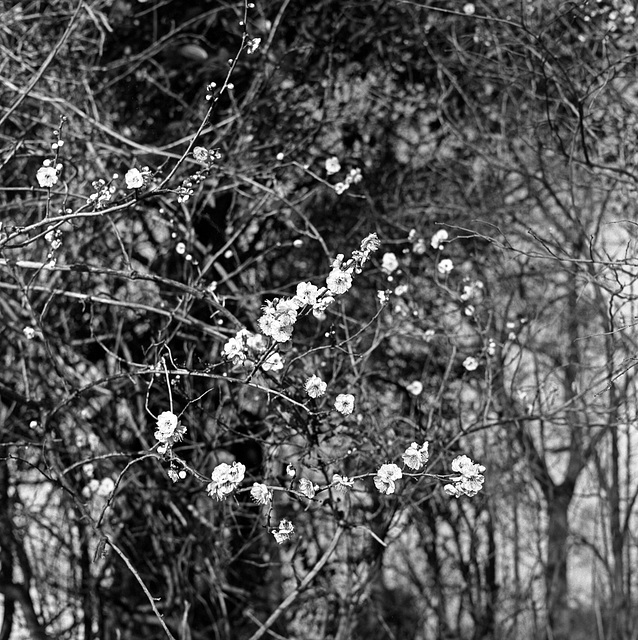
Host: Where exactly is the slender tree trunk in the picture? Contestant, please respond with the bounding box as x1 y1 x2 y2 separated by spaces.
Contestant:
544 486 573 640
609 425 626 639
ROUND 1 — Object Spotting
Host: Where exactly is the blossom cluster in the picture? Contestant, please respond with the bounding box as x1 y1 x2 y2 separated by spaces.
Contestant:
257 233 380 343
444 455 486 498
222 328 284 371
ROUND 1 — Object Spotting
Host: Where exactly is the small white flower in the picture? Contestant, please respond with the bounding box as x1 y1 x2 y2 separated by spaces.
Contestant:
326 268 352 295
125 168 144 189
374 463 403 495
305 375 327 398
430 229 448 250
261 352 284 372
334 182 348 195
381 252 399 274
463 356 479 371
487 339 496 356
193 146 209 162
222 336 246 364
395 284 409 296
286 463 297 478
207 461 246 500
444 483 462 498
361 233 381 254
332 473 355 491
312 294 334 318
154 411 186 453
325 156 341 175
402 442 429 471
334 393 355 415
413 238 427 254
463 3 476 15
23 327 36 340
293 281 320 307
250 482 272 505
272 519 294 544
406 380 423 396
246 332 268 353
298 478 317 499
36 166 58 188
246 37 261 54
438 259 454 274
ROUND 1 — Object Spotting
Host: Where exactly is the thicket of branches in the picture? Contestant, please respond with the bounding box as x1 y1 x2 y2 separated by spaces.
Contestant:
2 1 638 639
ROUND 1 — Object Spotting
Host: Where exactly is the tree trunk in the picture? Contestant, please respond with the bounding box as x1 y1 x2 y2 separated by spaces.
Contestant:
544 486 572 640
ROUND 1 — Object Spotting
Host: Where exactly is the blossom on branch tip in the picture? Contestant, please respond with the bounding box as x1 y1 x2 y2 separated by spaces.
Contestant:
207 462 246 500
305 375 327 398
374 463 402 495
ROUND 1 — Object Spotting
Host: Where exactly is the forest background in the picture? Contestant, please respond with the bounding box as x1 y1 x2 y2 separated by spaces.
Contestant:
1 1 638 639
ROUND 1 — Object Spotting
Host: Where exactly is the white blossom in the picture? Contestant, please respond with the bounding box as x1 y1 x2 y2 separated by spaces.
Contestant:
374 463 403 495
292 281 320 307
125 168 144 189
430 229 448 250
463 356 479 371
445 454 486 498
438 259 454 274
326 268 353 294
325 156 341 175
36 166 58 188
381 252 399 274
207 462 246 501
272 519 294 544
402 442 429 471
261 352 284 372
334 393 355 415
298 478 317 499
406 380 423 396
305 375 327 398
154 411 186 454
332 473 355 491
250 482 272 505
